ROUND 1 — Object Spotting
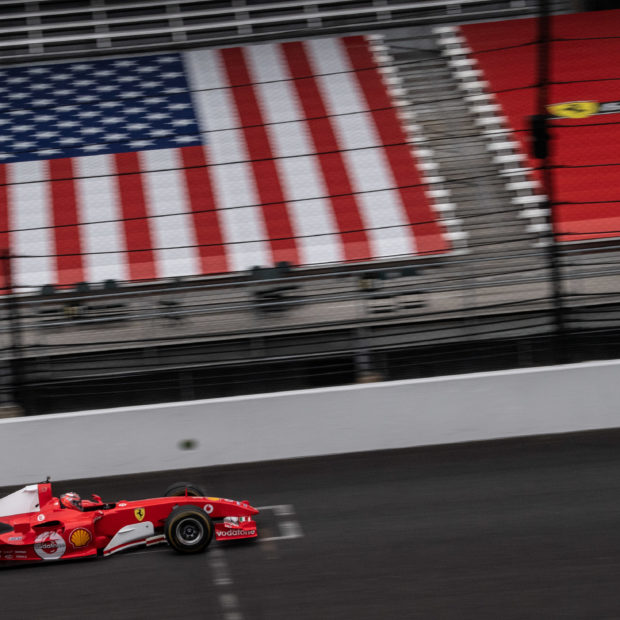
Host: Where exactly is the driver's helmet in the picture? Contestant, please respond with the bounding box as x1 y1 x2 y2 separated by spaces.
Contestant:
60 491 82 510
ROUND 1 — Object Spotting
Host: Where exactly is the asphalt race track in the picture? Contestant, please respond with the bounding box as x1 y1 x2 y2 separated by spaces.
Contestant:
4 431 620 619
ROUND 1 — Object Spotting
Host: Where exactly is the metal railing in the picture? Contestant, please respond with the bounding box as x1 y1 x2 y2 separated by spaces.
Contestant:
0 0 568 63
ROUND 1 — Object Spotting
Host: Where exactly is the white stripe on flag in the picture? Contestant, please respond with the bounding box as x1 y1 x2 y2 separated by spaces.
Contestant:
75 154 128 283
10 160 54 290
140 148 200 279
185 48 270 272
245 43 343 265
306 38 415 258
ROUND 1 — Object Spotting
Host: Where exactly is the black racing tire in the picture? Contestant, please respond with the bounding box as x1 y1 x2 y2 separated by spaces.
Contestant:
164 481 206 497
164 505 214 554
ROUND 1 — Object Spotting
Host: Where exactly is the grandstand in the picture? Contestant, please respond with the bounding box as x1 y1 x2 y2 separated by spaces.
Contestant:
1 0 619 416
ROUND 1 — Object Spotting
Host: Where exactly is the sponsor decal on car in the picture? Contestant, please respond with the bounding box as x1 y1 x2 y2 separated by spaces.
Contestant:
8 536 23 541
34 531 66 560
204 504 214 514
69 527 92 549
37 514 45 522
218 529 256 537
134 508 146 522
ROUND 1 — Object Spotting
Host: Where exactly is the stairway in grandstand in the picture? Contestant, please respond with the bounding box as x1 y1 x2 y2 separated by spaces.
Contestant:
381 30 542 256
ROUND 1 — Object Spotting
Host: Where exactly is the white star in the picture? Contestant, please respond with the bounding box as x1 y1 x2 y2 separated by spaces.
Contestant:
13 141 36 148
114 60 136 67
57 120 79 128
169 103 191 110
71 64 94 71
156 57 177 63
164 88 184 94
76 95 97 102
13 125 34 132
96 85 118 92
149 129 171 137
0 118 9 125
0 103 9 109
35 131 59 138
82 144 107 152
94 70 114 77
9 110 30 116
8 93 29 100
100 117 123 124
105 133 128 140
162 72 183 78
29 83 50 90
129 139 154 148
28 67 50 74
126 123 149 130
37 148 61 156
99 101 121 108
147 113 168 120
56 105 77 112
0 153 12 160
141 81 162 88
50 74 70 81
36 115 56 122
173 135 197 143
124 107 144 114
59 136 82 144
7 76 27 84
32 98 55 105
136 66 157 73
143 97 165 104
171 119 195 127
80 127 103 134
116 75 138 82
0 135 11 141
55 89 75 96
74 80 94 87
119 91 142 99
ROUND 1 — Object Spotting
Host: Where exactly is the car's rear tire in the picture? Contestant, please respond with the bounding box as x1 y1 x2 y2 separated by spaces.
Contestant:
164 481 206 497
165 505 213 554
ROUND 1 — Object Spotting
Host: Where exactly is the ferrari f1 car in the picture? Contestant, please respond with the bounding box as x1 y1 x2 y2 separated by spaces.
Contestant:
0 481 258 563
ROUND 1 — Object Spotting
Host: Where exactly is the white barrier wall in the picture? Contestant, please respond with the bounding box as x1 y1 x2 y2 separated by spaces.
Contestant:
1 359 620 486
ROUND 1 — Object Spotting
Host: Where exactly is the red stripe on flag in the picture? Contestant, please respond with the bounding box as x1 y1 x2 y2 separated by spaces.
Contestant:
48 158 85 286
114 152 157 281
342 36 449 255
281 41 372 262
180 145 228 275
220 47 300 266
0 165 9 292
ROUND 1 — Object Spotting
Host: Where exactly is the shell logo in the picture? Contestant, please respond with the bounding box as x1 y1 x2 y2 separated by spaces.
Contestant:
69 528 92 549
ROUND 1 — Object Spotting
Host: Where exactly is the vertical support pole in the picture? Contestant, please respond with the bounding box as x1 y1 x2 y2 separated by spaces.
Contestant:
536 0 566 363
2 250 25 414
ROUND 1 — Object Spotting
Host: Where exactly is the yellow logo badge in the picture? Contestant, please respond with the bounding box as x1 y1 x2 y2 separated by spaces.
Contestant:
547 101 599 119
69 528 92 549
134 508 146 522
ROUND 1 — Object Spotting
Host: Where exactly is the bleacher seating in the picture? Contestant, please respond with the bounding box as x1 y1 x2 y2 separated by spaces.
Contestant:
0 34 453 290
456 9 620 243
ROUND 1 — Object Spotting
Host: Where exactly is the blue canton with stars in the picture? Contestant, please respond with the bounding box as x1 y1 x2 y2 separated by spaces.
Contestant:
0 54 202 163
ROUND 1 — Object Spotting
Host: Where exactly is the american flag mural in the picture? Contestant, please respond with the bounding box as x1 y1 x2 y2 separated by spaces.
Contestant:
0 35 450 290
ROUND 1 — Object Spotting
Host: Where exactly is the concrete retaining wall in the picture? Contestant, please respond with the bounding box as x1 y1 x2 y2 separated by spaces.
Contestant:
1 359 619 486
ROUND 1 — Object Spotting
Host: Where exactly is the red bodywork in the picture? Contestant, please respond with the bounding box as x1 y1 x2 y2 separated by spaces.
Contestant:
0 483 258 563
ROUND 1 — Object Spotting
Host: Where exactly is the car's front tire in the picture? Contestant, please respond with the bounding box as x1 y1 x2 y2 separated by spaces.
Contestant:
164 505 214 554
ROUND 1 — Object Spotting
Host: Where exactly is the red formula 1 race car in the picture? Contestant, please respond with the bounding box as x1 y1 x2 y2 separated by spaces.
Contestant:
0 481 258 564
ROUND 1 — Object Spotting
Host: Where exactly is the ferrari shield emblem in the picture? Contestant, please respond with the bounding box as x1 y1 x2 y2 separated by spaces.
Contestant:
134 508 146 522
547 101 599 119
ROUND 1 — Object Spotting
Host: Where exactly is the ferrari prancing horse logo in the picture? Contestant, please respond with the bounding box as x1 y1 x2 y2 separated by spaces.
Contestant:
134 508 146 522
